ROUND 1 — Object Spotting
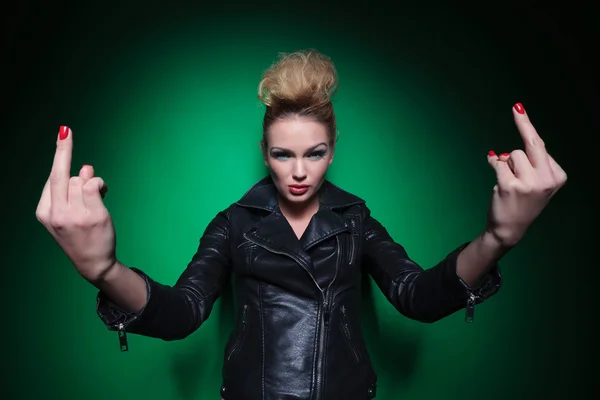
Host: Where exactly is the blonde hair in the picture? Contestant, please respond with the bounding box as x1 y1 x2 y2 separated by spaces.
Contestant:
258 49 338 147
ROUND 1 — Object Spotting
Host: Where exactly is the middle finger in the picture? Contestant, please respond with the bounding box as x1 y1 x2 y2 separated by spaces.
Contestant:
512 103 552 173
49 126 73 208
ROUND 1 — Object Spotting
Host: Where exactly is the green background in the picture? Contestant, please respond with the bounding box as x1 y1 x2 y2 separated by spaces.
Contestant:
4 1 595 399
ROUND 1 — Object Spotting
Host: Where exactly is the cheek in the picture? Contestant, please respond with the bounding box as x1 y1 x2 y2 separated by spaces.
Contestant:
268 163 290 197
308 160 330 177
267 160 288 184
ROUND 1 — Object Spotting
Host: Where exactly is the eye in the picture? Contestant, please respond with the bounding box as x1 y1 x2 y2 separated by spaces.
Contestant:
307 150 326 160
270 151 291 161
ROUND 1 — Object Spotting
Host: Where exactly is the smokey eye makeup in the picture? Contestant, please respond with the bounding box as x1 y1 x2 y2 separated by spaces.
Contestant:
307 149 327 160
269 147 328 161
269 150 292 160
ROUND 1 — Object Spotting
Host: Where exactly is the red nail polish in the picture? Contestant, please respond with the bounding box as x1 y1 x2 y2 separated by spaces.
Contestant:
59 126 69 140
513 103 525 114
500 152 510 157
488 150 496 157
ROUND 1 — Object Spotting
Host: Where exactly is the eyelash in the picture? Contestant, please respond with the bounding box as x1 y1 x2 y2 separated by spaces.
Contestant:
271 151 326 161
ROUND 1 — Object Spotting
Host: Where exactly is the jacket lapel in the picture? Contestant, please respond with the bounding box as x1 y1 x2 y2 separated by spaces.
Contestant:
243 210 314 276
300 207 349 251
236 176 366 285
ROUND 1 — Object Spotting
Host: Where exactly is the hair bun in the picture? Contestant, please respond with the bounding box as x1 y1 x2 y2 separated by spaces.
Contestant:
258 49 338 111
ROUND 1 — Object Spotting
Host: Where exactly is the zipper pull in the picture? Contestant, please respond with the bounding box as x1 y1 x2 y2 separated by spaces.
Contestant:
465 294 476 323
118 323 128 352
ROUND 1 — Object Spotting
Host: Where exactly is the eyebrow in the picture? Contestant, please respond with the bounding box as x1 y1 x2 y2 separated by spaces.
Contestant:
270 142 328 153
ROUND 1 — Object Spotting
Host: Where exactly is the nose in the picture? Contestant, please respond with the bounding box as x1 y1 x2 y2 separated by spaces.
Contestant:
292 159 307 181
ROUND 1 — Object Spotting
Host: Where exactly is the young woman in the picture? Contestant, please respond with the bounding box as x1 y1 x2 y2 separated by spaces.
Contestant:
36 49 567 399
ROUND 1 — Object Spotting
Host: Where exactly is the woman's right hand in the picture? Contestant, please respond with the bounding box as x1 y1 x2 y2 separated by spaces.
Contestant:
36 126 117 283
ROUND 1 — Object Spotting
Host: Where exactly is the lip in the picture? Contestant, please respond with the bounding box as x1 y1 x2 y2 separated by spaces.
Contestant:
288 185 310 195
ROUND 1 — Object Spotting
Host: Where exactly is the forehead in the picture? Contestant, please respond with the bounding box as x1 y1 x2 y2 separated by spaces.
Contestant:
268 117 328 148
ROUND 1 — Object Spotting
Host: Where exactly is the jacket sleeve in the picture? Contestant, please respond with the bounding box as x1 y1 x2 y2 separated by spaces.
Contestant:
361 206 502 323
96 208 233 341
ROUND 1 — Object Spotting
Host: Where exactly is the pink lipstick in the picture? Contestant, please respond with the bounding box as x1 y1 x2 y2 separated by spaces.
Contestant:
289 184 309 195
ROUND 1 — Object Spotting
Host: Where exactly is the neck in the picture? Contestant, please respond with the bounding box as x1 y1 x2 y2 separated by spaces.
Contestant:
278 195 320 220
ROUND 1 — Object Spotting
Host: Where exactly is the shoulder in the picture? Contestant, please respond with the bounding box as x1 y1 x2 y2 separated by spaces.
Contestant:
210 177 275 226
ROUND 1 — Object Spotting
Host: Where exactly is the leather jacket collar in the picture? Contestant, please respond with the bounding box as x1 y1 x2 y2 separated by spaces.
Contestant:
234 176 366 255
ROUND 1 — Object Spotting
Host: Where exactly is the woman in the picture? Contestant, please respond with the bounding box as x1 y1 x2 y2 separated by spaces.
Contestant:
35 50 567 399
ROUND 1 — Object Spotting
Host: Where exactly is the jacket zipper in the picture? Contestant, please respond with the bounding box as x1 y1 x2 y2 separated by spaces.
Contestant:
227 304 248 361
314 235 342 400
465 293 478 323
117 323 128 352
243 231 344 400
100 288 141 352
458 274 481 323
348 219 356 265
340 305 360 363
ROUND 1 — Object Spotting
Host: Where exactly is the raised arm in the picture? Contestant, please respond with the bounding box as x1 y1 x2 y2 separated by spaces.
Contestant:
361 206 502 323
96 209 233 347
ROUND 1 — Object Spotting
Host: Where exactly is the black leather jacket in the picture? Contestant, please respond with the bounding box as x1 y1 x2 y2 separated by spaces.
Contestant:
97 177 502 399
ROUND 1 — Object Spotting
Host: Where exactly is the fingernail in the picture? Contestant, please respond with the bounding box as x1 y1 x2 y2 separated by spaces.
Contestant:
513 103 525 114
488 150 496 157
500 152 510 157
59 126 69 140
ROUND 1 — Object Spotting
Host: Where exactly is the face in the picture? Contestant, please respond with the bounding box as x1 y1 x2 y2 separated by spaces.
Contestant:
263 116 334 207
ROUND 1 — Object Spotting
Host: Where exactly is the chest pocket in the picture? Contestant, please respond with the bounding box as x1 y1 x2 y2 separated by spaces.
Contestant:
346 215 361 266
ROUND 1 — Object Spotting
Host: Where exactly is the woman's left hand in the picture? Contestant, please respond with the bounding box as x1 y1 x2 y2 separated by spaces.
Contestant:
485 102 567 248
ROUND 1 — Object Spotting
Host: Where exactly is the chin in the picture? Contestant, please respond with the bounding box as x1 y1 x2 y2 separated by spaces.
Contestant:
281 189 316 205
285 192 311 202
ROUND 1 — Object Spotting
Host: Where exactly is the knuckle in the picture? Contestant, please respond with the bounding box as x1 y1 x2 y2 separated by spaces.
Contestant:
530 180 554 195
83 177 104 193
69 176 82 186
498 180 519 195
557 171 568 185
86 212 108 228
94 209 110 224
541 185 555 195
49 213 69 229
507 180 524 192
82 183 96 195
515 183 535 195
35 208 49 223
530 136 545 148
539 177 557 192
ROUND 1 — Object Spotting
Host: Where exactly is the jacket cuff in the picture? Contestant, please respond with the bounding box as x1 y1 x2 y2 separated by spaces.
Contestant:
96 267 152 331
446 242 503 305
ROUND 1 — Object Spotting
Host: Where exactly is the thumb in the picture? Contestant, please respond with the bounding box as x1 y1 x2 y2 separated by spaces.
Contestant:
82 177 107 211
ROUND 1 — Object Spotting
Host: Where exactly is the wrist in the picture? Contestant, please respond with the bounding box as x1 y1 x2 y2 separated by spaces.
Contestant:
480 230 512 260
90 260 124 286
